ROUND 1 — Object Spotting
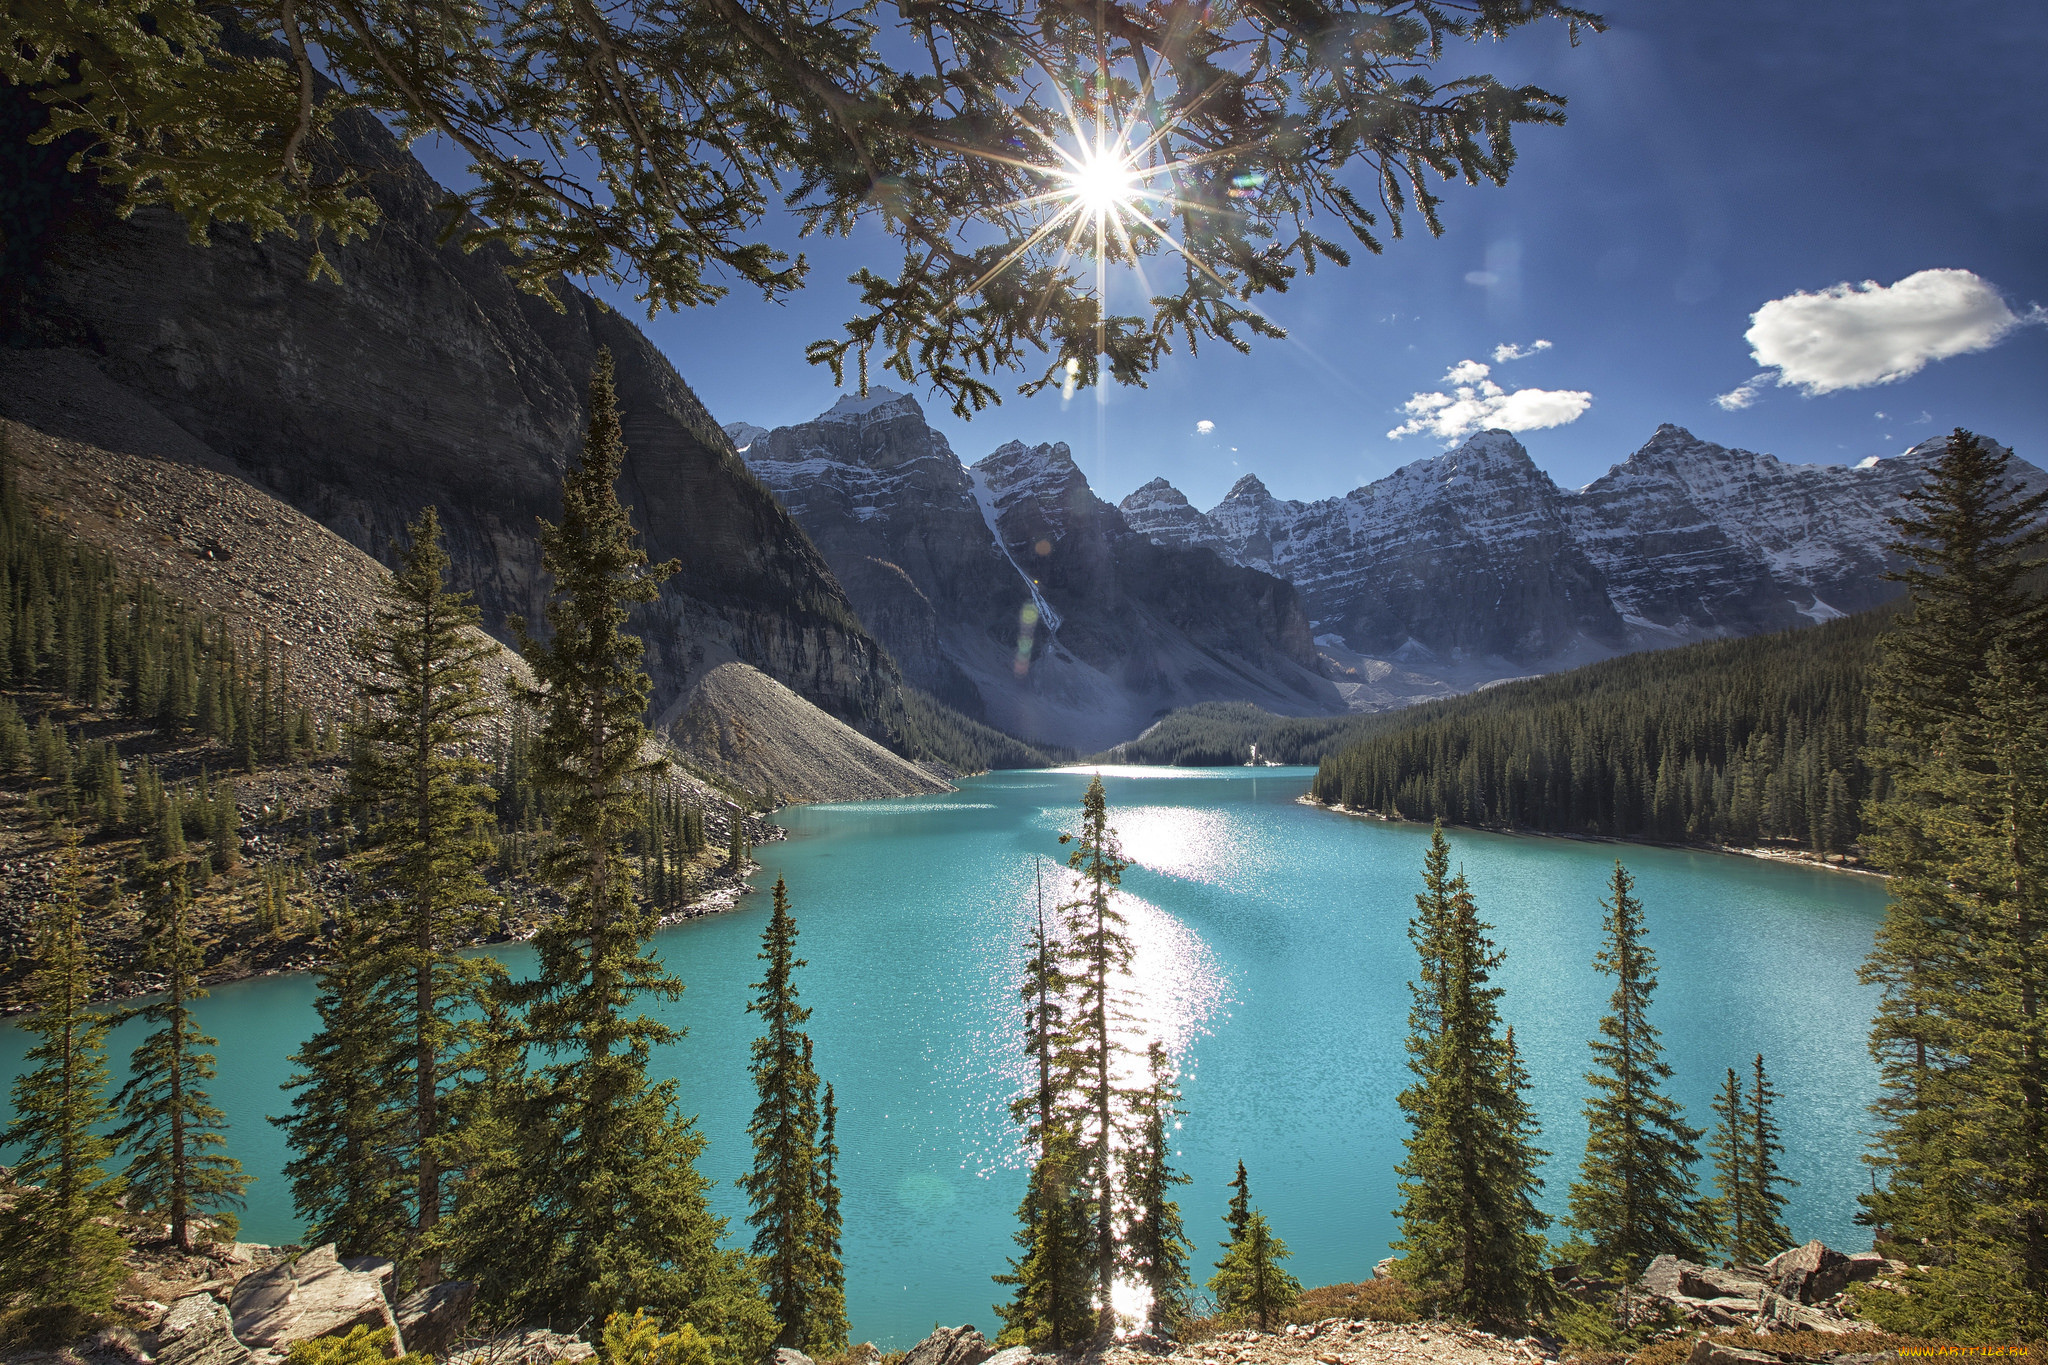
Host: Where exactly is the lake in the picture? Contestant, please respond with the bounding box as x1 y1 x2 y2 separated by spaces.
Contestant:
1 766 1889 1346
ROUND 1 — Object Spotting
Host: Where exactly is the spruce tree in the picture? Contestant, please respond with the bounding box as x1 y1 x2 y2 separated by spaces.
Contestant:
1393 823 1550 1322
0 831 129 1318
1056 774 1136 1334
1123 1041 1193 1335
812 1078 849 1354
277 906 409 1259
741 879 843 1353
1208 1207 1301 1332
995 859 1098 1348
1745 1054 1795 1257
1859 429 2048 1317
346 505 502 1282
113 871 249 1250
1224 1160 1252 1247
447 351 770 1349
1708 1068 1750 1266
1565 860 1709 1277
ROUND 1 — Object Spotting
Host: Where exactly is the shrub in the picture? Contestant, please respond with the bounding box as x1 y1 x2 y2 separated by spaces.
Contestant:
286 1326 419 1365
600 1310 717 1365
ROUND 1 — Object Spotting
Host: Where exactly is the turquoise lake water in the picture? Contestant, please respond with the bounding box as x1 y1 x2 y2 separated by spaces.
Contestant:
2 766 1890 1346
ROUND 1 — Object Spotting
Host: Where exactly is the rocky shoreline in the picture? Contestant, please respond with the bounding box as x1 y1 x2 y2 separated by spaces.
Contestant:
1298 798 1886 879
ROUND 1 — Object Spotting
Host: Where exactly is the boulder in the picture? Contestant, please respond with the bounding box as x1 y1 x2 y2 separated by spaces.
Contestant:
773 1351 814 1365
1772 1241 1853 1305
902 1326 993 1365
158 1294 255 1365
1642 1255 1768 1303
846 1347 883 1365
1758 1290 1852 1334
396 1282 477 1359
1640 1255 1688 1298
1687 1340 1780 1365
342 1257 398 1307
1844 1252 1900 1283
1374 1257 1398 1281
979 1348 1036 1365
446 1330 596 1365
229 1244 405 1353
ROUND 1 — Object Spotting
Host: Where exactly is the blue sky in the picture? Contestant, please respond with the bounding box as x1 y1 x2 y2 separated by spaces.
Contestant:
501 0 2048 508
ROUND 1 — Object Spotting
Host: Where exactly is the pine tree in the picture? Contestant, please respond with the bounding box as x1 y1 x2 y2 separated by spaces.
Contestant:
346 505 502 1282
1208 1207 1301 1332
1708 1068 1750 1266
1745 1054 1795 1257
1224 1160 1252 1248
1393 823 1551 1322
0 831 129 1317
113 871 249 1250
812 1079 850 1354
1565 860 1710 1278
741 878 843 1353
445 352 770 1349
995 858 1098 1348
276 906 409 1260
1123 1041 1193 1335
1859 429 2048 1318
728 809 748 872
1056 774 1136 1335
994 1125 1099 1348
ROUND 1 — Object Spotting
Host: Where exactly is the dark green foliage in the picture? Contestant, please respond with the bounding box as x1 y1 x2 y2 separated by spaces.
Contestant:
1057 775 1137 1330
276 906 408 1260
1707 1054 1794 1264
346 506 503 1281
1565 862 1710 1277
1393 823 1551 1323
1312 612 1889 850
887 688 1060 772
1224 1160 1252 1247
1096 701 1376 767
995 857 1099 1349
443 354 770 1353
741 879 846 1354
112 872 248 1250
0 831 129 1314
1858 429 2048 1329
727 809 748 872
1124 1042 1193 1335
994 1126 1099 1349
1209 1206 1301 1331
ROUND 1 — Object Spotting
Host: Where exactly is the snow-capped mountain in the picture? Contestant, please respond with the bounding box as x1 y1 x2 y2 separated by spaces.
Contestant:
728 392 1342 750
1124 425 2046 658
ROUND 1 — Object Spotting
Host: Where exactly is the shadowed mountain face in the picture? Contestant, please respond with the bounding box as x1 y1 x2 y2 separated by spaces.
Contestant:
1122 424 2048 660
733 392 1342 750
0 91 902 736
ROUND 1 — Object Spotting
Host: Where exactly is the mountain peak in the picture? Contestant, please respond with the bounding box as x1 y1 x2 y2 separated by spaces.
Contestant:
722 420 770 453
1446 429 1534 465
822 387 922 422
1223 472 1272 503
1122 476 1191 509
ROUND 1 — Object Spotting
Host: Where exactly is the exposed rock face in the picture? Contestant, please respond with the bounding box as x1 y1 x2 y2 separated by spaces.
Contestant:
228 1245 403 1352
901 1325 994 1365
1770 1239 1855 1305
1131 434 1626 666
157 1294 255 1365
447 1330 596 1365
737 393 1342 749
1 89 903 742
1122 425 2048 671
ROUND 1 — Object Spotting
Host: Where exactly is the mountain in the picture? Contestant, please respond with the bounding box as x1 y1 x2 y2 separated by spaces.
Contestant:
731 391 1344 749
0 84 916 767
1122 424 2047 675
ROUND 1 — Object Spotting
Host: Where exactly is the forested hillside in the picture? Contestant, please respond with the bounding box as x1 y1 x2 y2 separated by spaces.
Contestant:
1309 612 1887 853
1097 701 1376 766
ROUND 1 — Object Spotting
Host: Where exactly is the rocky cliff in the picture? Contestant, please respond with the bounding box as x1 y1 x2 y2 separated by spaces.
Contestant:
733 392 1344 750
0 86 903 741
1122 424 2048 676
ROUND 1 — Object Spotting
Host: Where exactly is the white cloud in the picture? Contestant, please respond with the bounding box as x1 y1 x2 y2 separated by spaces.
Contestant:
1714 373 1772 411
1741 268 2042 396
1492 339 1553 363
1388 359 1593 442
1464 270 1499 286
1195 419 1215 435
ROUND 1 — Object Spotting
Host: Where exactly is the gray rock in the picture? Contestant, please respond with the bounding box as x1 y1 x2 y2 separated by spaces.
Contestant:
845 1346 883 1365
446 1330 596 1365
1673 1296 1762 1328
157 1294 253 1365
901 1325 994 1365
979 1347 1038 1365
1374 1257 1398 1281
1639 1255 1688 1299
774 1350 816 1365
342 1257 397 1306
1758 1290 1852 1334
1773 1240 1854 1305
1844 1252 1897 1283
396 1282 477 1359
229 1244 404 1352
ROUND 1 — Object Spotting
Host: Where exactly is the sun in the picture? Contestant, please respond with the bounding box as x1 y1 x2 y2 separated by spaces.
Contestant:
1066 147 1140 218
